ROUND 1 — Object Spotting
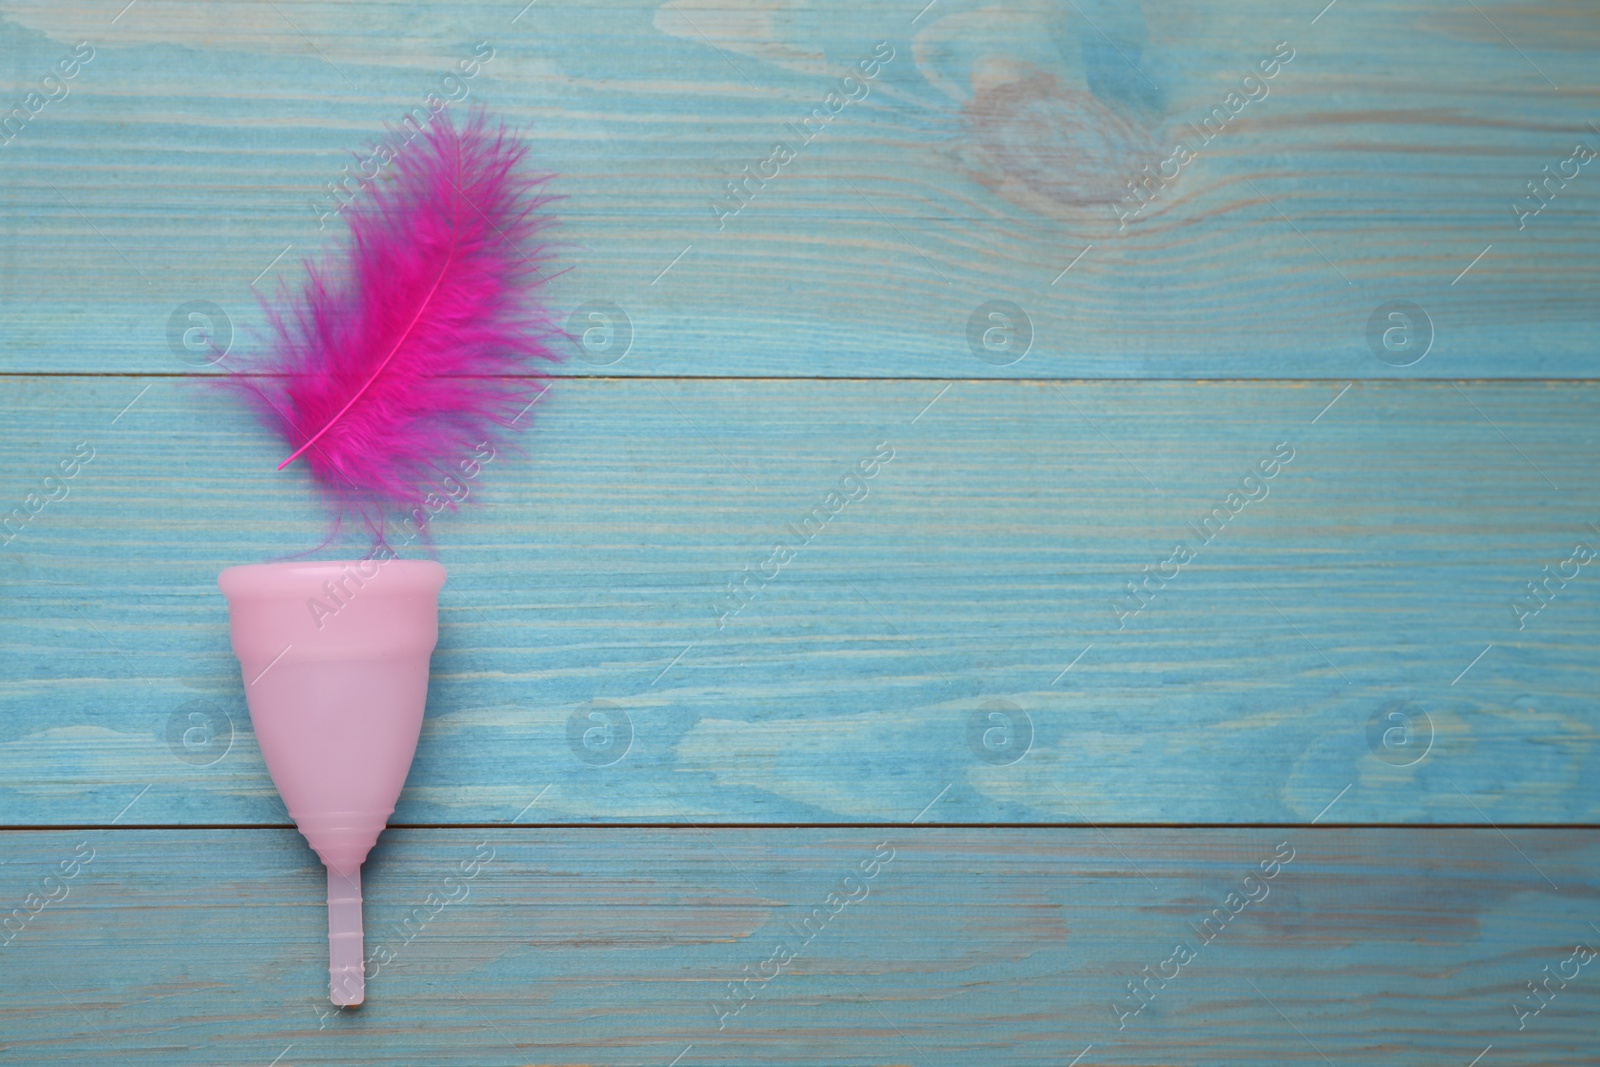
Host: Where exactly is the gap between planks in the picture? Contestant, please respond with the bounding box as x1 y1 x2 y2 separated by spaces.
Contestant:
5 822 1597 832
3 373 1600 383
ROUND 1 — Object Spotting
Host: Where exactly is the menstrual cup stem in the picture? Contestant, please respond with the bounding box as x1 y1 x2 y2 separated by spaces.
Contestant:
327 866 364 1006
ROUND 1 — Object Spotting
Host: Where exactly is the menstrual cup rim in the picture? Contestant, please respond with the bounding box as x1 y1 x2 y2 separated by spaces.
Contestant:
219 559 446 599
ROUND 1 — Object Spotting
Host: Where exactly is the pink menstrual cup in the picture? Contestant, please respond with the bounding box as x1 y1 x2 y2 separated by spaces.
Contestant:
218 558 445 1006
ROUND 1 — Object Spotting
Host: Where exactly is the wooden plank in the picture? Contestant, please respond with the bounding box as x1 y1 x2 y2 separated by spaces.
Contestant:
0 1 1595 376
3 376 1597 826
0 828 1595 1064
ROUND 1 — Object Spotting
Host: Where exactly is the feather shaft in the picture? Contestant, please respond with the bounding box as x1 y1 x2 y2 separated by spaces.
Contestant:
223 107 562 546
278 233 460 471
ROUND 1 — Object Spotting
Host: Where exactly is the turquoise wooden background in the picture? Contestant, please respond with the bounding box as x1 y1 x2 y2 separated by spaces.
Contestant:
2 0 1597 1063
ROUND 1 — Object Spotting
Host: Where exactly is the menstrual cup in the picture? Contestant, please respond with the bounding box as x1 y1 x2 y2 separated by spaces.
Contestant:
218 559 445 1006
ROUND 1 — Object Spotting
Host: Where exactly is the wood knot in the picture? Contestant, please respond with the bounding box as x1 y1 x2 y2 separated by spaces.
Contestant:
959 68 1155 218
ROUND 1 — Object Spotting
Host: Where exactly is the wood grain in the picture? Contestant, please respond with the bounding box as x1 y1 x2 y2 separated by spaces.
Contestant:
1 828 1595 1065
4 376 1596 826
0 1 1595 377
2 0 1598 1057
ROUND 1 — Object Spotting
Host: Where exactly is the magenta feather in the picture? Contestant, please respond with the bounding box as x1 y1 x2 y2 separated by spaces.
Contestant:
228 107 561 545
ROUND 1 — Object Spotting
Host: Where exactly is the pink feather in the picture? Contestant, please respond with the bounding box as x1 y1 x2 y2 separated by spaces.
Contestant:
228 107 562 545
